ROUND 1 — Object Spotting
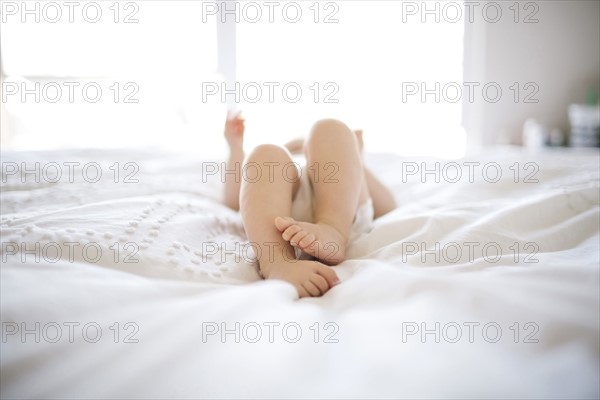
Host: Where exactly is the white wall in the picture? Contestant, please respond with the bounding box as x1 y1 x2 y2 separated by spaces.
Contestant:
464 0 600 146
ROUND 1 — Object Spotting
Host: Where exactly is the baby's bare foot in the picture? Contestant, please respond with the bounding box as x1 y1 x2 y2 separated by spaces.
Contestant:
262 259 340 298
274 217 347 265
283 137 305 155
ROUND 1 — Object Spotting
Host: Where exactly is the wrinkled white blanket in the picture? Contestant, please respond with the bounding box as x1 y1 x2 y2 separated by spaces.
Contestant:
1 147 598 398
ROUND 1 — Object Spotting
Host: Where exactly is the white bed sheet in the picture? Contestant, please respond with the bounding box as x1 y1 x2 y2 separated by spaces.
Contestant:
1 147 599 398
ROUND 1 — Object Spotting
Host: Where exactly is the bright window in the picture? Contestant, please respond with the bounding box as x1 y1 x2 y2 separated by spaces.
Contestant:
1 1 223 152
236 1 466 158
1 1 465 158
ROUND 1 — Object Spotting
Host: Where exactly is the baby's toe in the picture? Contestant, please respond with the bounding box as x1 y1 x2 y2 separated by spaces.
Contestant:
282 225 302 241
310 274 330 294
290 230 309 246
302 281 322 297
274 216 296 232
298 233 316 248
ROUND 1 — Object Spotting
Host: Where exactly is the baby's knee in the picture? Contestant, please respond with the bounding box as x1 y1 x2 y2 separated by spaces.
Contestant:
246 144 291 163
308 118 354 144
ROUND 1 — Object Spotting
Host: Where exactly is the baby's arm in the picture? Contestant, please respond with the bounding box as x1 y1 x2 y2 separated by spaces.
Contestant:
223 113 245 211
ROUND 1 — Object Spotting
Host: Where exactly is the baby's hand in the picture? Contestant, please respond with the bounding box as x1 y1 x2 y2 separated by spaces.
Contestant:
263 259 340 298
224 112 245 149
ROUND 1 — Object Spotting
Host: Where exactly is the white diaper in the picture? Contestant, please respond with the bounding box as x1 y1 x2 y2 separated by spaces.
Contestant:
290 163 374 259
289 163 314 224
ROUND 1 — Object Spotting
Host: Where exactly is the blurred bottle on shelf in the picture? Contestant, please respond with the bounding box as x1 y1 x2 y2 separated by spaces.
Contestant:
522 118 548 148
568 88 600 147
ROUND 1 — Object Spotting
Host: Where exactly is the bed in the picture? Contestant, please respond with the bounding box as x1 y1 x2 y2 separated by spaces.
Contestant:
1 146 598 399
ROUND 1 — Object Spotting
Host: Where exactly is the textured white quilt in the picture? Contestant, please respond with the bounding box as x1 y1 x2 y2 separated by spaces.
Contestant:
1 147 598 399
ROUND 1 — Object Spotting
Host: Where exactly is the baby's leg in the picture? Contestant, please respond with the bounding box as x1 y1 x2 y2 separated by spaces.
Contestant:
355 130 397 218
275 119 369 264
224 146 244 211
240 144 339 297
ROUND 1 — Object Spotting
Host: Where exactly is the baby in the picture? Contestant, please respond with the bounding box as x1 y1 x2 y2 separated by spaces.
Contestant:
223 113 396 297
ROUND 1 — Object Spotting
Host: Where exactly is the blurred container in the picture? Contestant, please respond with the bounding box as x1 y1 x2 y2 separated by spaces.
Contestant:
568 104 600 147
548 128 564 146
522 118 547 148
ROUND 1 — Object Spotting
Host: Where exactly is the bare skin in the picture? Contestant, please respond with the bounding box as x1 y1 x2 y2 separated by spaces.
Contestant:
274 216 347 265
284 130 397 219
223 114 396 297
238 142 341 297
223 112 245 211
